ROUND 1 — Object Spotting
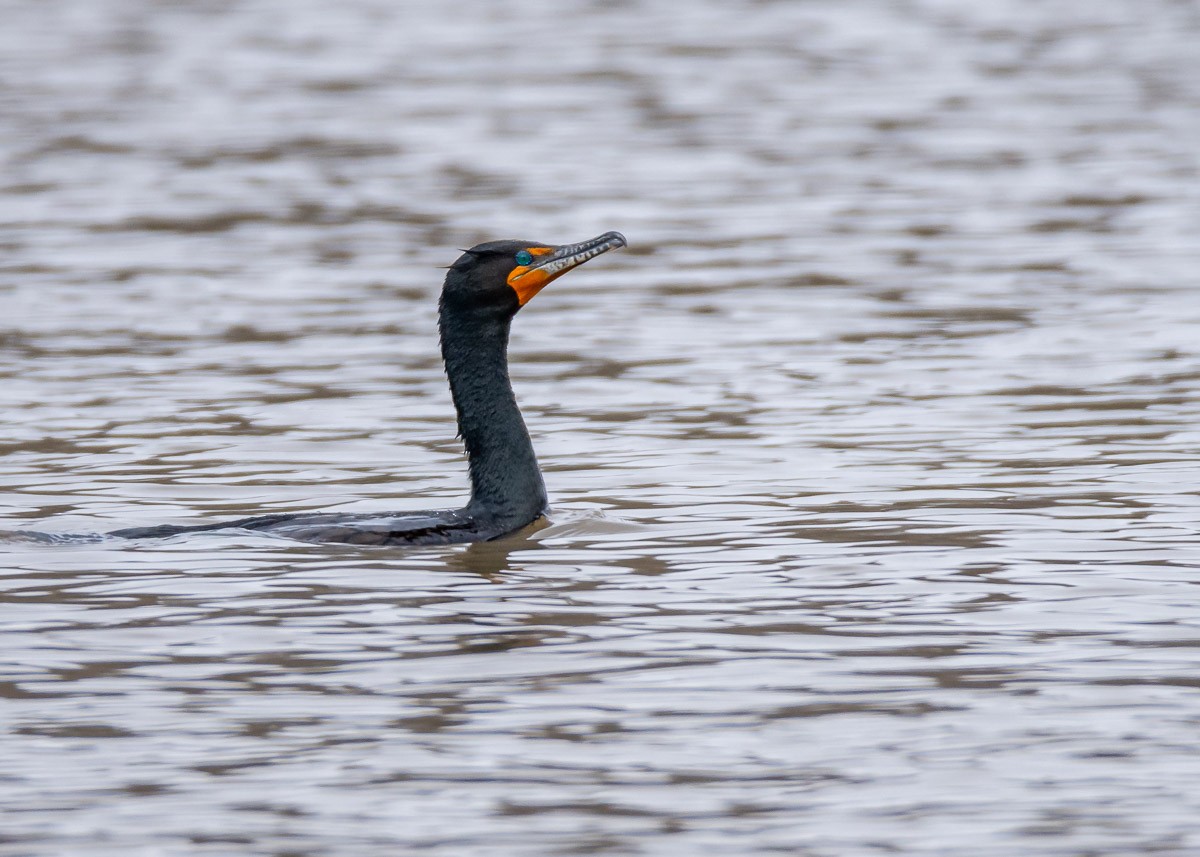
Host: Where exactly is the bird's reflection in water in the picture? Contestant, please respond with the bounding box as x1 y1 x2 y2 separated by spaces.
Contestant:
446 517 551 578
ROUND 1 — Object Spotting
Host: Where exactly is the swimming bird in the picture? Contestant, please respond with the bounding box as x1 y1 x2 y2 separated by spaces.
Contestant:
107 231 627 546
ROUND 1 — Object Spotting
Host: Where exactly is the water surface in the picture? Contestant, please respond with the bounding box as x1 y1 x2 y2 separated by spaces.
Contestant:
3 1 1200 854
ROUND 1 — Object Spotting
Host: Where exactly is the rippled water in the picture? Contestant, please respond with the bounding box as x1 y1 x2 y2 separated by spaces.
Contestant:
4 0 1200 854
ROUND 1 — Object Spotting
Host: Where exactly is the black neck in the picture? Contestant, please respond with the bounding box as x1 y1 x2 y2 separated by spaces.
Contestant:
439 303 547 529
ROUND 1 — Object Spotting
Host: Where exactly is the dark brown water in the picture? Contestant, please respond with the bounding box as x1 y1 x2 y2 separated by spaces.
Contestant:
3 1 1200 854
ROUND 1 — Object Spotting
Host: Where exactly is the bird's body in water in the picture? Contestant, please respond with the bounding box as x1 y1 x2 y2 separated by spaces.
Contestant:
48 231 627 547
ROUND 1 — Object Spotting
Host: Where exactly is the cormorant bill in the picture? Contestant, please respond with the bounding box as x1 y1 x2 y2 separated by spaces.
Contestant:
107 231 628 546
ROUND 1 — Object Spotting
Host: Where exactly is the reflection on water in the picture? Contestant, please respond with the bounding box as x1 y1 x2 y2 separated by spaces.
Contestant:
3 0 1200 854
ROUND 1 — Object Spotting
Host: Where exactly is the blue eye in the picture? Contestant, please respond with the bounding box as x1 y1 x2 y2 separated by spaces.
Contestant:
515 250 533 266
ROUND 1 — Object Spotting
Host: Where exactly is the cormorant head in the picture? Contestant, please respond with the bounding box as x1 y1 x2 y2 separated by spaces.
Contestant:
441 231 627 318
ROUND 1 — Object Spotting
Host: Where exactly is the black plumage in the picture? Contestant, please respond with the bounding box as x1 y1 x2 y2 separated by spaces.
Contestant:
107 231 627 546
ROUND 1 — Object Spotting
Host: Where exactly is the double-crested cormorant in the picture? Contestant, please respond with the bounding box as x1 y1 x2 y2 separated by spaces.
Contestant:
107 231 627 546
